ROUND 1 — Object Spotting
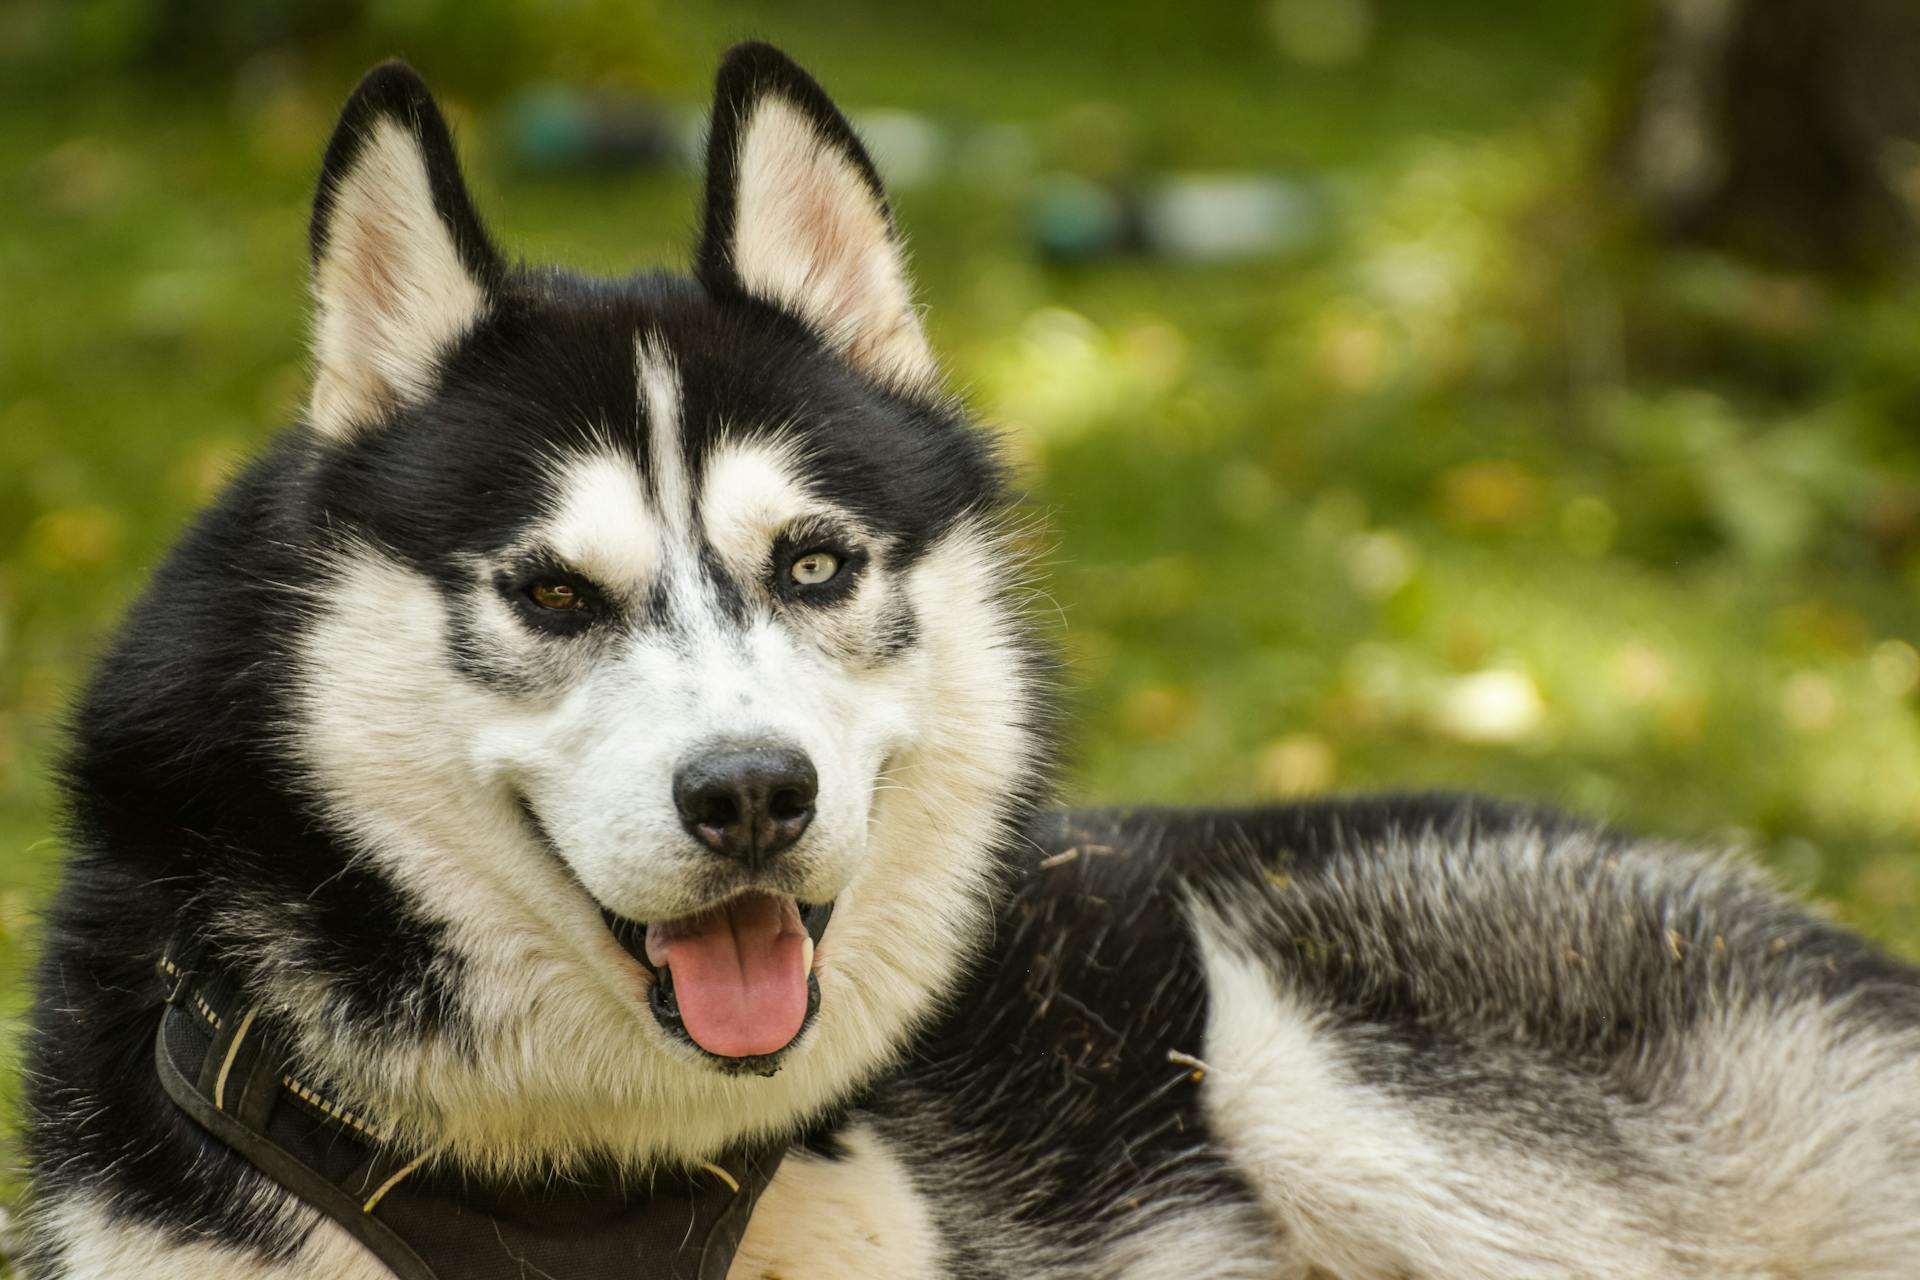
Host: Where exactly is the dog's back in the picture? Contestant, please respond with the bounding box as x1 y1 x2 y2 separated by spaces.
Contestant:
782 798 1920 1278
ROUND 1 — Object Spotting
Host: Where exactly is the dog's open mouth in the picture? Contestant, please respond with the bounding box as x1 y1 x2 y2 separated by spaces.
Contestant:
602 894 832 1070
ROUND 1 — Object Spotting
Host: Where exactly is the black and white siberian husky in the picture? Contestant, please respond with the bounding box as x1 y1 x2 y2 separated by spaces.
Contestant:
22 42 1920 1280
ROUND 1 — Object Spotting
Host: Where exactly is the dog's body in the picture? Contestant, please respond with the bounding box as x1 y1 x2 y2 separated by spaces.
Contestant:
22 43 1920 1280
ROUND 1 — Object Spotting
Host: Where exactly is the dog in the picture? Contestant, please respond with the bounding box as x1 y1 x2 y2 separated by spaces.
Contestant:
21 41 1920 1280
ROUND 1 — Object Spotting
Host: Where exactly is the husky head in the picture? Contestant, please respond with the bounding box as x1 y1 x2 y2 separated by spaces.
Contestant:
227 46 1053 1167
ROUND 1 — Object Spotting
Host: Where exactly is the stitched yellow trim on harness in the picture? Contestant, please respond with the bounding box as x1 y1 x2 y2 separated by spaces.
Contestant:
281 1073 395 1143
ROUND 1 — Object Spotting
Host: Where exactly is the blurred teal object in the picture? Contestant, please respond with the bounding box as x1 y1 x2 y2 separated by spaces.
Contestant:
1030 171 1325 261
1030 173 1129 261
502 87 688 173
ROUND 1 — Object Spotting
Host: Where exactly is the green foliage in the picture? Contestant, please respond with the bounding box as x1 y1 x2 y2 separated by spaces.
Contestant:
2 0 1919 1256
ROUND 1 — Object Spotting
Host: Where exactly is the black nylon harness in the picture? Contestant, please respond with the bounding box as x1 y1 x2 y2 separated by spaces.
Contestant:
153 947 785 1280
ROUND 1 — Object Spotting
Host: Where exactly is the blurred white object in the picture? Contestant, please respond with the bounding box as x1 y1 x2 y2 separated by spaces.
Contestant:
1432 669 1547 744
1141 174 1323 260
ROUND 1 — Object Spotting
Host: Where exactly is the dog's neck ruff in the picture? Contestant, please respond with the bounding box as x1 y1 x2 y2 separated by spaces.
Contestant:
152 943 785 1280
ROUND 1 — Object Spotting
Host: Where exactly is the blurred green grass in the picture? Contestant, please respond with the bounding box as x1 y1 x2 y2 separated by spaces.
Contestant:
3 0 1920 1248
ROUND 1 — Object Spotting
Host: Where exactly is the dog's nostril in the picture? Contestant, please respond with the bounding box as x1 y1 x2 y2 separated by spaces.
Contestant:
768 787 807 822
673 743 817 866
698 795 740 830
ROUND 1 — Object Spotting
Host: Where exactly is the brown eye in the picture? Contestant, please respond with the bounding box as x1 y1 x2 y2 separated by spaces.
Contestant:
529 582 583 610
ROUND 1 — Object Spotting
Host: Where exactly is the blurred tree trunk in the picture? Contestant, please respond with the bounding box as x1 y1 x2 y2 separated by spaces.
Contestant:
1613 0 1920 270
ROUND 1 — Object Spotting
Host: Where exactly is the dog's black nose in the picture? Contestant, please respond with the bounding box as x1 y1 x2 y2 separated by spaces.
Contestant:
673 744 817 865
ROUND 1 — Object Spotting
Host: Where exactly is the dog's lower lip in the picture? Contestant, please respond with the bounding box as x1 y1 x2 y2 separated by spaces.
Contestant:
601 907 654 972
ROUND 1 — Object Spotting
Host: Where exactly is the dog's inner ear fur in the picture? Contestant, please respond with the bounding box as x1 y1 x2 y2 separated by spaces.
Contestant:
308 104 491 440
703 73 936 393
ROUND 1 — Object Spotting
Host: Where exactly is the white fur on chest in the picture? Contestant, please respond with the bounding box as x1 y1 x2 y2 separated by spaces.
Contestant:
32 1192 388 1280
729 1124 945 1280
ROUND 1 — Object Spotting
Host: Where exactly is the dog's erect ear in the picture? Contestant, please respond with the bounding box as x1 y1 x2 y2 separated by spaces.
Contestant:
306 62 501 440
696 43 936 393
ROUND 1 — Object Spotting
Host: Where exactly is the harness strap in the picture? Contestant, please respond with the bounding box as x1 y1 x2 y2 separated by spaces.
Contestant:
154 945 783 1280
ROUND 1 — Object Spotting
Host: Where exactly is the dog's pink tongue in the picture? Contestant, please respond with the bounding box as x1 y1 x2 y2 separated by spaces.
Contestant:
656 893 808 1058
